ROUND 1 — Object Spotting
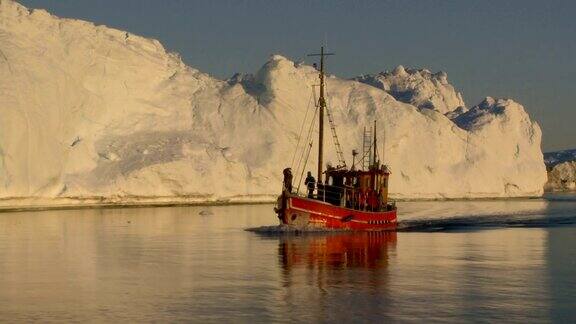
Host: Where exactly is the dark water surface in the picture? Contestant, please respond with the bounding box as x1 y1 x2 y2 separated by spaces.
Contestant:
1 195 575 322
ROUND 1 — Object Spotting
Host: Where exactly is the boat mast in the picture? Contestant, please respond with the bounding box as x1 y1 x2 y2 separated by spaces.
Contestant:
318 48 326 183
308 47 333 183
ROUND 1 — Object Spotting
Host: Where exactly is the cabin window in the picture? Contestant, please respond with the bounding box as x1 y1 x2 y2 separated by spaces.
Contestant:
333 175 343 187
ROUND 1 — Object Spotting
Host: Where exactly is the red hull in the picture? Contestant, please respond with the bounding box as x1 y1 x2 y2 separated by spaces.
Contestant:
279 195 397 231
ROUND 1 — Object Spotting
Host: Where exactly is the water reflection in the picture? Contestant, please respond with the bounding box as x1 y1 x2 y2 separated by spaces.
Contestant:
0 197 574 322
546 226 576 322
271 232 398 322
279 232 397 271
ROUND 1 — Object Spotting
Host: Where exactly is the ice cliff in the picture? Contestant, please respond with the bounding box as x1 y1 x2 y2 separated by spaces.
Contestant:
0 0 547 206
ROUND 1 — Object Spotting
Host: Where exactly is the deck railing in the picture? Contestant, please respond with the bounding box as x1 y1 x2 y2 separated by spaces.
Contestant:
290 183 395 212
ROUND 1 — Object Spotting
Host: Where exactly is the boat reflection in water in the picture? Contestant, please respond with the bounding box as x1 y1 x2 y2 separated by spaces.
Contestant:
280 231 396 270
279 231 396 285
274 232 397 321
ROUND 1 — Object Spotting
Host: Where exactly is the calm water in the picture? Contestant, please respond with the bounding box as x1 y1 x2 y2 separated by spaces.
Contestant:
1 195 575 322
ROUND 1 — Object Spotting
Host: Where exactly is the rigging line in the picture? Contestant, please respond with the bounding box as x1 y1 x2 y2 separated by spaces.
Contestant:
296 94 320 192
326 96 346 165
295 140 314 194
297 140 314 194
296 104 318 177
290 90 315 168
323 81 347 166
294 104 319 186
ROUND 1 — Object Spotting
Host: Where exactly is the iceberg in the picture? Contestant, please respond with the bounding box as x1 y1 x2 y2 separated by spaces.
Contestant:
544 148 576 167
545 161 576 191
0 0 547 207
544 149 576 191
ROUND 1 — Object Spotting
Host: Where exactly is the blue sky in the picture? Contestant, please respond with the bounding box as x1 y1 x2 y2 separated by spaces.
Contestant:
20 0 576 151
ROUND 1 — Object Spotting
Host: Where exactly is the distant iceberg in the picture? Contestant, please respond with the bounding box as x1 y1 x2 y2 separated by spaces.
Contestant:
544 149 576 167
544 149 576 191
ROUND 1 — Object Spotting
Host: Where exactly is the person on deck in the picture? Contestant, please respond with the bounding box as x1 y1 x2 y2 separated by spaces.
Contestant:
304 171 316 198
283 168 293 193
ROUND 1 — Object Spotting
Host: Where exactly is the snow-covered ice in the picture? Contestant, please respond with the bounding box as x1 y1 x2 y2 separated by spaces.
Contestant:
0 0 547 207
354 65 466 115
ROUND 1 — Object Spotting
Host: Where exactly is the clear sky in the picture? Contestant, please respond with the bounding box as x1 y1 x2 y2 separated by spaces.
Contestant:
19 0 575 152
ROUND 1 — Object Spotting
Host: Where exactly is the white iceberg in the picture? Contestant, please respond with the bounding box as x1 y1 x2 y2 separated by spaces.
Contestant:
0 0 547 207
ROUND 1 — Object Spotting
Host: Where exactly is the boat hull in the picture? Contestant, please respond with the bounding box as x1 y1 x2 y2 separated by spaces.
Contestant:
279 195 397 231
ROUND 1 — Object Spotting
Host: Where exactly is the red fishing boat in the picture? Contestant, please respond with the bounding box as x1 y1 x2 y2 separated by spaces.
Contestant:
275 47 398 231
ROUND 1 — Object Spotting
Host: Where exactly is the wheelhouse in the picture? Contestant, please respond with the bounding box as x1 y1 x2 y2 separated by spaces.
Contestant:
316 163 392 212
